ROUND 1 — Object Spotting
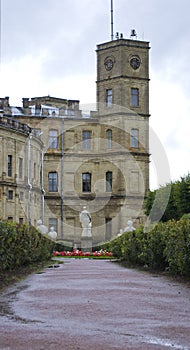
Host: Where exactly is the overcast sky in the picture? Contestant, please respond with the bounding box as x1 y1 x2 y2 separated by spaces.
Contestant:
1 0 190 190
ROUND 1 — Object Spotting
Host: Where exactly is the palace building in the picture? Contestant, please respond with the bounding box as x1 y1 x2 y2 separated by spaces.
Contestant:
0 35 150 246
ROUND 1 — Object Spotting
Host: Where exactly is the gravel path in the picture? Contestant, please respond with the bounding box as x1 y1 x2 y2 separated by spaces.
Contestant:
0 259 190 349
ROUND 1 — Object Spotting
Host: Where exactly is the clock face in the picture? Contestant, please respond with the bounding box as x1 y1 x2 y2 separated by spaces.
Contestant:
104 56 114 71
130 56 141 70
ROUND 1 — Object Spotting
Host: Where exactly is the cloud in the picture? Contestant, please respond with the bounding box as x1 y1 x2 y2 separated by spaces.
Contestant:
150 69 190 187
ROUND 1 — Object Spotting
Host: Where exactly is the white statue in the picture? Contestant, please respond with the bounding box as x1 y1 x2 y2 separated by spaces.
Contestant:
124 220 135 232
79 206 92 237
36 219 48 235
48 226 57 240
117 229 123 237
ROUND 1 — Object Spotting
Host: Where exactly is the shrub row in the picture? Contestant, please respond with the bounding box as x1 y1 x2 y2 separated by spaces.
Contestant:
0 221 55 271
106 218 190 277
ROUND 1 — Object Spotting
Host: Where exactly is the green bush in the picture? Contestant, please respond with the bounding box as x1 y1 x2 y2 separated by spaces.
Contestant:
0 221 55 272
164 219 190 276
108 219 190 277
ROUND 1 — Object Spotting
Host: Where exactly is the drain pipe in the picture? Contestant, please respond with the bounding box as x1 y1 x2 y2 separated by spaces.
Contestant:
41 145 46 224
61 118 64 238
27 133 33 225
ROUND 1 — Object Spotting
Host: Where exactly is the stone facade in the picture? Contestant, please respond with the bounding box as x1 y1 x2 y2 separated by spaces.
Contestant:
0 113 43 225
0 36 150 246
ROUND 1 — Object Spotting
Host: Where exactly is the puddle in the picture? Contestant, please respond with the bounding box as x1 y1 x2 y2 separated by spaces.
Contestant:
144 336 189 349
0 283 42 324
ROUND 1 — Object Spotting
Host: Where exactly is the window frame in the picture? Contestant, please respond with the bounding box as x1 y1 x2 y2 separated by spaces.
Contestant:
106 89 113 107
130 128 139 148
82 172 91 193
8 155 12 177
130 88 139 107
48 172 58 192
82 130 91 150
49 129 58 149
49 218 58 233
106 129 112 149
8 190 13 200
106 171 113 192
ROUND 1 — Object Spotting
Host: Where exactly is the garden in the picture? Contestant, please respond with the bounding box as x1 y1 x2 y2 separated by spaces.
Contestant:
52 249 113 258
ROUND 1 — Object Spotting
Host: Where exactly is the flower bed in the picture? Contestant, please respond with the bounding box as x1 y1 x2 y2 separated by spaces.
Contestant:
52 249 113 258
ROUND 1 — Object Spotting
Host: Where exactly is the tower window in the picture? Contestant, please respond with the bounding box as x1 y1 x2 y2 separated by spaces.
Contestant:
130 128 139 148
106 129 112 149
8 155 12 177
49 130 58 149
130 88 139 107
48 172 58 192
82 173 91 192
82 130 91 150
106 89 113 107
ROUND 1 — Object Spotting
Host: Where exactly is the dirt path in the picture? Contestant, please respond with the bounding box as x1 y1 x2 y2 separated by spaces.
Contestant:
0 259 190 350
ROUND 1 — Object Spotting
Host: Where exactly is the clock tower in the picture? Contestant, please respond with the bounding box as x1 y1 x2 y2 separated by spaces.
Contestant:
95 35 150 228
96 37 150 116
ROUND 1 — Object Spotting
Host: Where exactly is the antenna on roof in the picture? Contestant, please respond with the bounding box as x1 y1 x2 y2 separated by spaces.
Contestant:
111 0 114 41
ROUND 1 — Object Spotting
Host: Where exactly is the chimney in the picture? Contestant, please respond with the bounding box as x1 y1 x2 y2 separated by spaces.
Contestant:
22 98 30 108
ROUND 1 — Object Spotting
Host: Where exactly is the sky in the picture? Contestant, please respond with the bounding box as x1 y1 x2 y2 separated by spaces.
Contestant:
1 0 190 190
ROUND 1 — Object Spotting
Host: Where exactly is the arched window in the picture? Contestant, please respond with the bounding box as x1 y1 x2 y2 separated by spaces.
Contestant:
106 171 112 192
106 129 112 149
48 172 58 192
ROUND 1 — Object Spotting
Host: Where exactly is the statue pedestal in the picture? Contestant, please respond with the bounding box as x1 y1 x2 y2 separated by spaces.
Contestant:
81 236 92 253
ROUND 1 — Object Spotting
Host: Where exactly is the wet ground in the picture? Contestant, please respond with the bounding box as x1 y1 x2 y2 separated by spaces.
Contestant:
0 258 190 350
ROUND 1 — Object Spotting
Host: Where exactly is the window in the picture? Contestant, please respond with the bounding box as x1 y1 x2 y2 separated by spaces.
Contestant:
20 192 24 201
130 171 139 193
105 218 112 240
130 128 139 148
82 130 91 150
19 218 24 225
8 190 13 200
48 172 58 192
106 89 113 107
49 218 58 233
82 173 91 192
106 171 112 192
130 88 139 107
19 158 23 179
8 155 12 177
49 130 58 149
106 129 112 149
8 217 13 221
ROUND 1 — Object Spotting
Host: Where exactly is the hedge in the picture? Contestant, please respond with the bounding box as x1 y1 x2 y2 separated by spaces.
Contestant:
0 222 55 272
107 218 190 277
